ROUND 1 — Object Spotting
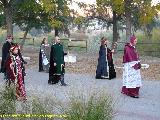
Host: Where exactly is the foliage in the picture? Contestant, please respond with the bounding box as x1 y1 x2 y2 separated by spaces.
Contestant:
14 0 51 35
136 28 160 57
73 16 86 25
0 86 16 114
64 91 114 120
0 84 114 120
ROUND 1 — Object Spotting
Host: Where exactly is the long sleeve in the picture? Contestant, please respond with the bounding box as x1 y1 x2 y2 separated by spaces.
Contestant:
1 43 9 72
5 56 16 80
50 45 56 65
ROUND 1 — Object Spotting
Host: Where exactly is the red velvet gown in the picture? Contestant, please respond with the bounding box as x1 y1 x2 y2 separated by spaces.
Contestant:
5 54 26 100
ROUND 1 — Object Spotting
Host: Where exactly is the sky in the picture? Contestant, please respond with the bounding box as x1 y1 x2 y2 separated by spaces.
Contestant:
152 0 160 4
74 0 160 5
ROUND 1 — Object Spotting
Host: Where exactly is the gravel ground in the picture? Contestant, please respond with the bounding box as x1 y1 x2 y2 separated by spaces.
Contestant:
0 69 160 120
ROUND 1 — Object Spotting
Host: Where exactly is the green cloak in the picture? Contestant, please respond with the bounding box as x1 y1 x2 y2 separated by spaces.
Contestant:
50 43 65 75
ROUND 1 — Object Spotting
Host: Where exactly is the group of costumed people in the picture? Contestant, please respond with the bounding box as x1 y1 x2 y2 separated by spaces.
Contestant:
0 35 27 101
0 34 142 101
39 36 67 86
95 35 142 98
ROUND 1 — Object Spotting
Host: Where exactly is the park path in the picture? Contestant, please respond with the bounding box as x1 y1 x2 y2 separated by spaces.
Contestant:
0 69 160 120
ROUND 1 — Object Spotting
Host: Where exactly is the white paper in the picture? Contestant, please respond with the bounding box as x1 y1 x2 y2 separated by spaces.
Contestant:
64 55 76 63
141 64 149 69
43 57 49 65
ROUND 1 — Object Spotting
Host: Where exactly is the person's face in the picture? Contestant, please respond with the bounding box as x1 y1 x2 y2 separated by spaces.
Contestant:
105 40 109 45
132 39 137 46
44 39 48 44
13 48 18 54
7 37 13 42
55 37 60 43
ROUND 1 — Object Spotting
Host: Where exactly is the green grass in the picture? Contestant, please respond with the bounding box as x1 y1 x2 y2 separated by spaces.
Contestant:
0 85 16 114
0 85 114 120
64 91 114 120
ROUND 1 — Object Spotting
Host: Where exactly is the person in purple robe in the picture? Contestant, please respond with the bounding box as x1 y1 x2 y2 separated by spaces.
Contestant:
95 37 116 80
121 35 142 98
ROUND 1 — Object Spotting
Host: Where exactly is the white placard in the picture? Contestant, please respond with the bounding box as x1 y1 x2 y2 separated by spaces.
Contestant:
141 64 149 69
43 57 49 65
116 64 150 69
64 55 76 63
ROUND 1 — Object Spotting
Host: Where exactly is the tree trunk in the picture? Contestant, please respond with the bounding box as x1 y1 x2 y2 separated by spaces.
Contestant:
125 0 132 42
55 28 59 36
112 11 118 51
4 2 13 36
20 29 29 51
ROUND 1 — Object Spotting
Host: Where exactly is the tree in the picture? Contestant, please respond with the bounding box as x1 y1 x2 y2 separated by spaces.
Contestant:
14 0 50 46
0 0 14 35
41 0 71 36
96 0 123 47
96 0 160 41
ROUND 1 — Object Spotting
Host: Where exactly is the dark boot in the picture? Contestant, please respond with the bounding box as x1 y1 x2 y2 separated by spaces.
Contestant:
60 75 67 86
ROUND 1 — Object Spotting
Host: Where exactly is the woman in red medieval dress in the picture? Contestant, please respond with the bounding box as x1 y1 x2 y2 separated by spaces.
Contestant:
5 44 27 101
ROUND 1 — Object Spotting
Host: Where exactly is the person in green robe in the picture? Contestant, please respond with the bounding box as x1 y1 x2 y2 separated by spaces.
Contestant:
48 36 67 86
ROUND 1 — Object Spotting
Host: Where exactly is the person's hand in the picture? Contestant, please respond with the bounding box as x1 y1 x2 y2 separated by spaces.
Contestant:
10 63 14 69
111 49 114 53
54 63 56 66
23 60 27 64
133 63 141 70
137 62 141 69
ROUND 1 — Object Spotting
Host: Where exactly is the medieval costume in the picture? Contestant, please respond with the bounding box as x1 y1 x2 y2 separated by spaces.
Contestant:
0 35 27 82
48 41 67 86
121 36 142 98
5 45 27 101
0 36 14 76
39 43 50 72
96 38 116 80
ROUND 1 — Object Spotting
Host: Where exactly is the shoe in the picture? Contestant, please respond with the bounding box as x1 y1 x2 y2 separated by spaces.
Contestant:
130 95 139 98
61 83 67 86
101 76 109 79
95 76 102 79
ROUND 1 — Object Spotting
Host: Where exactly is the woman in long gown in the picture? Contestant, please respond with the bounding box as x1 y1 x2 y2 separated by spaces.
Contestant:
95 37 116 80
39 38 50 72
5 44 27 101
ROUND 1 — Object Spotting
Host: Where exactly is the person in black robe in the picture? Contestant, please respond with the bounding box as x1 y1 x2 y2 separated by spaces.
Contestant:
39 48 44 72
95 37 116 80
0 35 27 82
48 36 67 86
1 35 14 75
39 39 44 72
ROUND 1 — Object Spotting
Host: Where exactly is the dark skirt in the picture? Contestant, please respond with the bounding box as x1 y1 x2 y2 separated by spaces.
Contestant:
39 50 44 72
96 61 116 80
95 46 116 80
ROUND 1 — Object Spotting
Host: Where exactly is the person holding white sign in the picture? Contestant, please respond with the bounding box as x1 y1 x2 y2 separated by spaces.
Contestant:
39 38 50 73
121 35 142 98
